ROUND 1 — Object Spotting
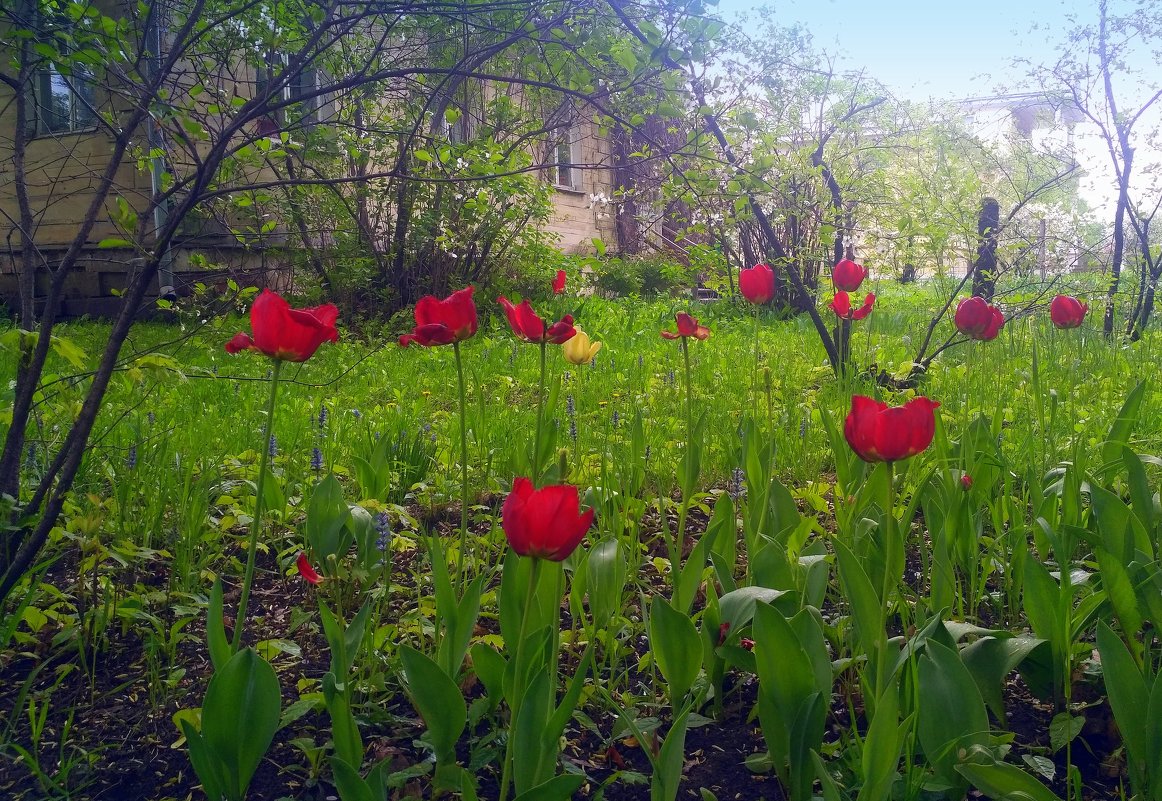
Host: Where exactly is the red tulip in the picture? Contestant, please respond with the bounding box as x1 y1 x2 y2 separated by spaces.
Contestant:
501 476 594 561
399 286 478 347
739 263 776 304
961 474 973 491
553 270 567 294
1049 295 1087 329
843 395 941 463
954 297 1004 341
660 312 711 340
225 289 339 361
498 297 577 344
829 291 875 321
296 552 322 585
833 259 868 292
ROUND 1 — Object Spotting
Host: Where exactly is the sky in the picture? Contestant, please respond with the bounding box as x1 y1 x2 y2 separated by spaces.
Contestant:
715 0 1092 101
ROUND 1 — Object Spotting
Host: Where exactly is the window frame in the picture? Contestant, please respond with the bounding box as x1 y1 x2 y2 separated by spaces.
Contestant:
549 123 584 192
22 3 99 137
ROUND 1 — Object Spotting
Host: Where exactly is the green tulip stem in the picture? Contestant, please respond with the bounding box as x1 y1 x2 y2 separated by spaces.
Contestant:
533 340 548 485
752 306 761 412
681 337 693 441
500 555 542 801
233 358 283 652
876 459 896 698
453 340 470 594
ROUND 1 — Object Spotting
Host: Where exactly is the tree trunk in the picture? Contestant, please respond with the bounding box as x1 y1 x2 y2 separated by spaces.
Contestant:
971 197 1000 299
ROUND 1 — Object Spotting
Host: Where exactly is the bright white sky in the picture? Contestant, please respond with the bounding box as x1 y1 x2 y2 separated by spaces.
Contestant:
714 0 1162 216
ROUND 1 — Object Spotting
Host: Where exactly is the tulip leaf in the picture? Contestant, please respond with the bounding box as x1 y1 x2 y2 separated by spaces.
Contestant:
956 746 1063 801
513 665 554 795
917 639 989 790
322 671 363 769
959 634 1047 720
674 493 728 614
207 578 232 671
305 473 353 561
399 645 466 766
858 678 905 801
1100 379 1145 471
586 536 627 629
649 596 701 707
331 757 378 801
512 775 587 801
192 647 282 801
655 708 692 801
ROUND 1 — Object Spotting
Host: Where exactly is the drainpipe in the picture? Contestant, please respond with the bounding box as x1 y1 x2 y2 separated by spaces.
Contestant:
146 9 176 301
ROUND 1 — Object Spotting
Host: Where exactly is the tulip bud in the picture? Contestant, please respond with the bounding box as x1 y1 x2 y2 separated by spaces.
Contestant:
960 474 973 491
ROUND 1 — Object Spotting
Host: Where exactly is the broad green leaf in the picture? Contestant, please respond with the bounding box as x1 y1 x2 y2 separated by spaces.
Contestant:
649 596 701 706
917 639 988 789
305 474 353 560
399 645 466 765
199 647 282 801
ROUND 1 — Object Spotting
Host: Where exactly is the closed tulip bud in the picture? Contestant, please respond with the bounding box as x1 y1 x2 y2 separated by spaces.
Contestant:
563 326 603 365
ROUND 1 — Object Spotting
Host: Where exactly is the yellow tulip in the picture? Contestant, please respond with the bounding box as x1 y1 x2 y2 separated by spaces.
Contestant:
562 326 602 365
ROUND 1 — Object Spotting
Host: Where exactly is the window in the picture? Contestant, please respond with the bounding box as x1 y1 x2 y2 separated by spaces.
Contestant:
549 124 583 191
256 54 320 127
30 64 96 134
20 0 98 136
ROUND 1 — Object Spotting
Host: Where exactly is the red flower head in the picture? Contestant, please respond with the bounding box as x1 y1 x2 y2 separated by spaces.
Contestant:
833 259 868 292
954 297 1004 341
960 474 973 491
296 552 322 585
1049 295 1087 329
843 395 941 463
225 289 339 362
829 291 876 321
498 297 577 344
501 477 595 561
399 286 478 347
553 269 567 295
739 263 776 304
660 312 711 340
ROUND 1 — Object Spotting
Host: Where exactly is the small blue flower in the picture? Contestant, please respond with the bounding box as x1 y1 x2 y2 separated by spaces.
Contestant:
375 512 391 551
569 418 577 442
310 447 324 472
728 467 745 500
127 444 138 470
352 409 362 421
644 445 651 461
318 405 329 429
147 411 155 426
269 435 278 458
566 395 575 417
611 410 619 428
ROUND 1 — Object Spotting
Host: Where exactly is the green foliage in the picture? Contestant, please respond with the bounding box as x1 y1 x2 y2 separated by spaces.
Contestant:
182 648 282 801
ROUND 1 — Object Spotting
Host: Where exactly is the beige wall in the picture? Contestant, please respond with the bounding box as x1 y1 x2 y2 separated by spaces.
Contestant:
544 119 618 253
